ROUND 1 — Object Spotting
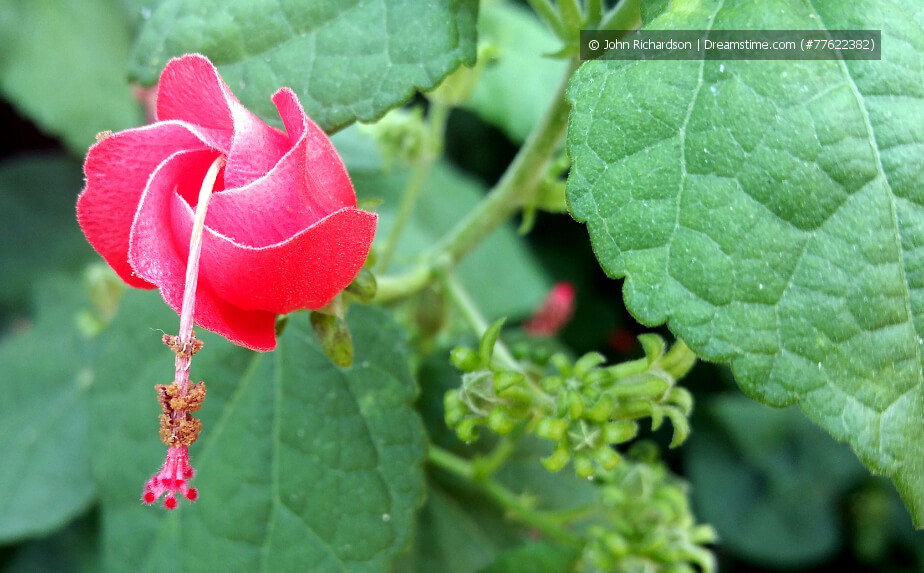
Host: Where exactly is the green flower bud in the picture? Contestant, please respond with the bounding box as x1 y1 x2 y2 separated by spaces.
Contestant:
611 376 671 399
541 375 564 394
488 408 515 435
638 333 667 365
660 340 697 379
663 405 691 447
668 386 694 415
345 268 377 302
567 391 584 419
573 451 595 479
450 347 482 372
593 444 621 471
541 445 571 472
310 311 353 367
536 417 569 442
602 421 638 444
612 400 653 421
455 418 481 442
493 370 524 393
549 353 572 377
585 394 615 422
574 351 606 379
602 533 629 558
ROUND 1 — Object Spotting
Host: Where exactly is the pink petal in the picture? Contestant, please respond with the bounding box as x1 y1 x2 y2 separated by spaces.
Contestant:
78 122 209 288
128 149 277 351
185 207 377 315
205 90 359 248
156 54 291 189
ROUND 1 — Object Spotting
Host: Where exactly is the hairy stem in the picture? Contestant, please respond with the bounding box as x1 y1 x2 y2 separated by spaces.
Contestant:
378 101 451 272
174 155 224 394
428 445 583 547
375 58 579 303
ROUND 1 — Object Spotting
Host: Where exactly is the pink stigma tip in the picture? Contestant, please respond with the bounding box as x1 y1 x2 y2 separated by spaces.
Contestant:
142 446 198 509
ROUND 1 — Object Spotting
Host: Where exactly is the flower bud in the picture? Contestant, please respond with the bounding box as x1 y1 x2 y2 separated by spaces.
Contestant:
541 445 571 472
455 418 481 442
567 391 584 419
585 394 615 422
310 312 353 367
602 421 638 444
549 353 572 377
573 451 595 478
593 444 621 471
536 417 569 442
488 408 515 435
450 347 482 372
345 268 377 302
573 352 606 379
610 376 670 399
493 371 524 394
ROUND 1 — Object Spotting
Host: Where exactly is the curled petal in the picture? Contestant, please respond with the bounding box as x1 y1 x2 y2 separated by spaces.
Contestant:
206 89 358 247
192 208 377 315
77 122 209 288
156 54 291 189
128 149 277 351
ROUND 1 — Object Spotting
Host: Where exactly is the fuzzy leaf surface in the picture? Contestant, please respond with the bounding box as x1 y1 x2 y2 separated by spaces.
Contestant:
567 0 924 524
91 291 426 571
130 0 477 132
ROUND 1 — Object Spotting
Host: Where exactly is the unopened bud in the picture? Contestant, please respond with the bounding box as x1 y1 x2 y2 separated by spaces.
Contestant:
450 347 482 372
541 445 571 472
573 451 595 478
493 371 524 393
593 444 621 470
585 394 615 422
610 376 670 399
345 268 377 302
488 408 515 435
310 312 354 367
536 417 569 442
456 418 481 442
602 421 638 444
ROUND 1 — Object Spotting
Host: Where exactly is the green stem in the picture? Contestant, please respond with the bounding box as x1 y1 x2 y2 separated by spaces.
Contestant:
525 0 567 39
428 446 584 548
377 102 450 273
443 274 521 371
375 58 579 304
473 431 521 479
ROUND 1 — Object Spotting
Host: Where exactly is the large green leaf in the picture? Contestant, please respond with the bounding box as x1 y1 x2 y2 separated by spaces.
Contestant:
130 0 477 132
686 395 865 567
464 1 568 143
0 0 143 153
0 155 95 317
0 279 96 542
90 291 426 572
566 0 924 525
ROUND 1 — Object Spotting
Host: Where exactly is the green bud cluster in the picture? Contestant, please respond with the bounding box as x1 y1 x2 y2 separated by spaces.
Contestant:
359 107 429 166
444 319 697 478
444 320 532 442
582 444 718 573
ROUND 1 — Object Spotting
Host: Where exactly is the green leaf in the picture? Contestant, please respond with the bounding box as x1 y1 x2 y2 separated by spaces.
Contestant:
2 512 100 573
567 0 924 525
0 0 143 154
341 134 551 318
392 481 522 573
0 279 96 542
90 291 426 572
130 0 477 132
0 155 95 316
464 1 569 143
686 395 865 567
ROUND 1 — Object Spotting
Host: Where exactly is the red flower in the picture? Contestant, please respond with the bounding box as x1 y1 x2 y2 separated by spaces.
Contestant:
77 54 377 351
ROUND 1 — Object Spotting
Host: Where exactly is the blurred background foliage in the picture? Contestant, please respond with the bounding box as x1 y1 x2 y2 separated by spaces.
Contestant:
0 0 922 571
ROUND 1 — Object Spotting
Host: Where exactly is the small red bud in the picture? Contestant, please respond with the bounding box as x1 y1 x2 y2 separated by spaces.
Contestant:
165 496 177 510
185 488 198 501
